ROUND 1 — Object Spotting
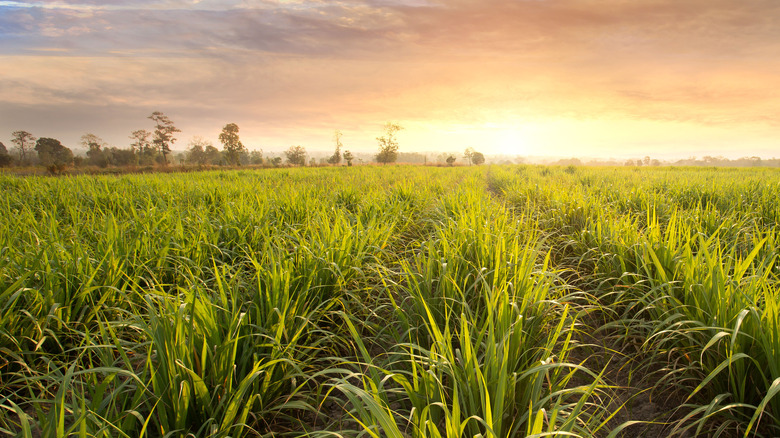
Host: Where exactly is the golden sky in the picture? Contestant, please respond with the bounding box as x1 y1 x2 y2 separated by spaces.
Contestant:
1 0 779 159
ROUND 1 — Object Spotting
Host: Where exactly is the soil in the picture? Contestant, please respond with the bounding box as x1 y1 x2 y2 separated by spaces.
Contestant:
569 311 692 438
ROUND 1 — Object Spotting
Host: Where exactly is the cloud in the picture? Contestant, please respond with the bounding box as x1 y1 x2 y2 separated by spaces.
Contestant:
7 0 778 63
2 0 780 156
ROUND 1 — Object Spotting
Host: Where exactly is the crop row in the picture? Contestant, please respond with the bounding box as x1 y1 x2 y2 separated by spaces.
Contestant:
0 165 778 437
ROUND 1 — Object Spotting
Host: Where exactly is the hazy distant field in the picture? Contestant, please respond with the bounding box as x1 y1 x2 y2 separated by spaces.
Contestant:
1 165 778 437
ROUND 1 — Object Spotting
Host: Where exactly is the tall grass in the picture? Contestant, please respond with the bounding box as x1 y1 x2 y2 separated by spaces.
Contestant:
493 165 780 436
1 165 778 436
328 175 607 437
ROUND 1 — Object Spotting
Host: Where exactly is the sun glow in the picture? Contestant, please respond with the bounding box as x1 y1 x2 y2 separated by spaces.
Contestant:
400 122 534 156
492 128 527 155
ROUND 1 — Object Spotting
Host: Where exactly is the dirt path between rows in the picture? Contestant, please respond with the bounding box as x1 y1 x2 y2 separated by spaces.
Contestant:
567 308 692 438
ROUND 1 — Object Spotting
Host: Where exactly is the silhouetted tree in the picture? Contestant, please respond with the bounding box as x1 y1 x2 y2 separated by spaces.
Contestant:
148 111 180 165
343 150 354 166
446 155 456 166
397 152 427 164
219 123 246 166
249 150 264 165
130 129 154 165
186 137 213 165
464 147 475 165
285 145 307 166
375 122 402 164
0 142 12 167
104 147 137 166
35 137 73 173
205 145 222 165
82 133 108 167
472 151 485 165
328 130 343 165
11 131 36 164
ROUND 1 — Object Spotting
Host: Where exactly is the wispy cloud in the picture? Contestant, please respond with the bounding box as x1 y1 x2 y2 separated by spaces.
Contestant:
2 0 780 156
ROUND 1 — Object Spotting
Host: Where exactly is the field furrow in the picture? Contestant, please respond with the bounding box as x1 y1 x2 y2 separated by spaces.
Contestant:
0 165 778 437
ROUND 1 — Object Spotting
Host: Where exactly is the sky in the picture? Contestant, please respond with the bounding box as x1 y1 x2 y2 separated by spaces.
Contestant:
1 0 779 160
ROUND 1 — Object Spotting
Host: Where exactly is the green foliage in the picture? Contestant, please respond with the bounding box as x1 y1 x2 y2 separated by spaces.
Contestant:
343 150 354 166
148 111 181 165
491 165 780 436
186 137 222 166
337 187 607 437
34 137 73 173
0 165 778 437
10 130 36 164
219 123 246 166
130 129 154 165
82 133 108 167
285 145 307 166
328 130 343 165
463 147 475 165
0 141 12 167
249 149 264 165
375 122 402 164
464 147 485 165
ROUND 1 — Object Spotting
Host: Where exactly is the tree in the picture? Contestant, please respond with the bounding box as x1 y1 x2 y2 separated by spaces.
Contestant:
104 147 137 167
397 152 427 164
204 144 222 165
464 147 475 165
270 156 282 167
185 137 222 165
35 137 73 173
249 150 264 165
328 130 343 165
375 122 402 165
343 150 354 166
148 111 180 165
11 131 36 164
446 155 456 166
130 129 154 165
185 139 204 165
285 145 307 166
0 142 12 167
219 123 246 166
471 151 485 165
185 137 214 166
82 133 108 167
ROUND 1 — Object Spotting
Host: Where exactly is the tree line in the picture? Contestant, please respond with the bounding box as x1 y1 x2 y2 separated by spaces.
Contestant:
0 114 489 173
1 112 187 172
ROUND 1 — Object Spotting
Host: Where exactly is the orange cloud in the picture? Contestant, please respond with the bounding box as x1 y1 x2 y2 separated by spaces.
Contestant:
2 0 780 157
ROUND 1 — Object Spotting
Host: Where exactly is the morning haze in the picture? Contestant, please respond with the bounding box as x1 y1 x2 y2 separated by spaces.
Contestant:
1 0 779 159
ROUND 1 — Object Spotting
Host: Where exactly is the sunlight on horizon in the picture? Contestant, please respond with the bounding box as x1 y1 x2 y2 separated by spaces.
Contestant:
3 0 780 159
492 128 528 155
